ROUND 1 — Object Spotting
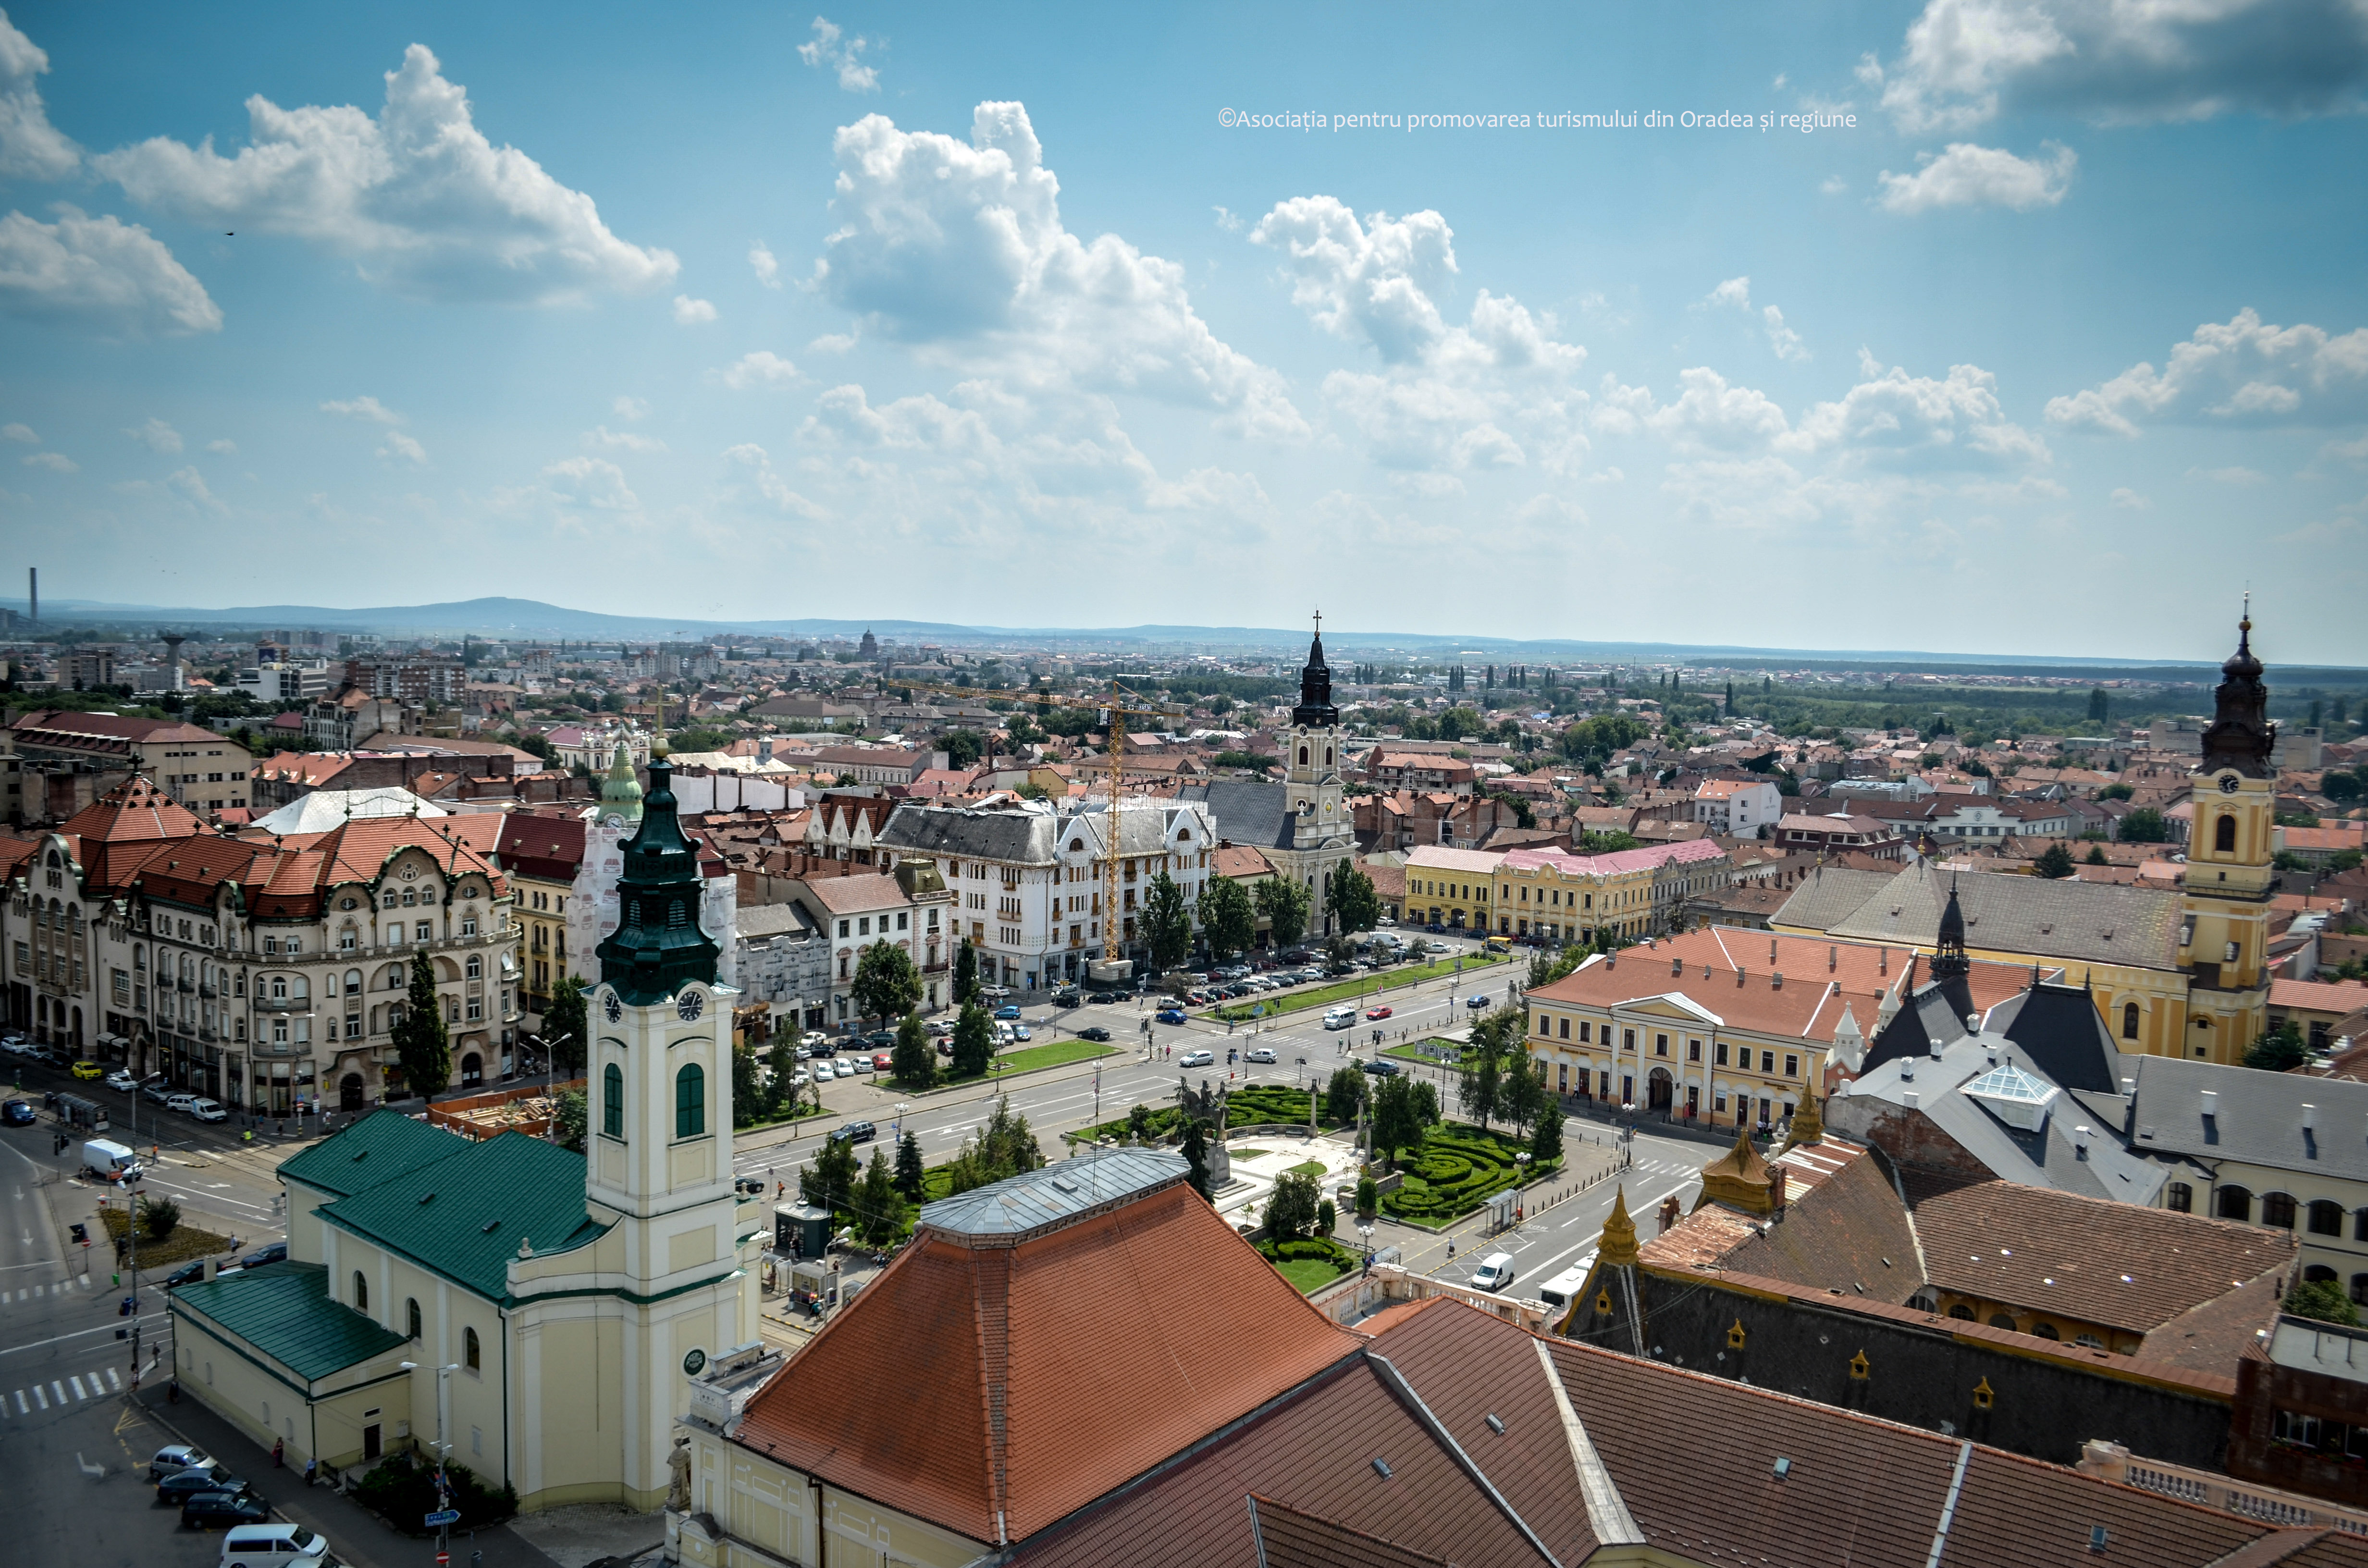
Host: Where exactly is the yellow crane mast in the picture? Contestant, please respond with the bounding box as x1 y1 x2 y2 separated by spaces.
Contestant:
879 675 1190 970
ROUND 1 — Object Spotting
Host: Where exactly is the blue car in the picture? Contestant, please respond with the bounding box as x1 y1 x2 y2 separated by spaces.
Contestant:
1155 1008 1189 1025
993 1004 1022 1020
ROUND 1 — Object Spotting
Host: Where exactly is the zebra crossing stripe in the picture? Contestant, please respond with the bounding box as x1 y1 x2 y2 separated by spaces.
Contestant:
49 1382 64 1405
107 1367 122 1391
32 1385 47 1410
69 1375 86 1400
13 1390 25 1414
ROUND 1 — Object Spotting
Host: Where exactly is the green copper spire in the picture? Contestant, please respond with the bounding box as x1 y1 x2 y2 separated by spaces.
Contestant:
601 740 643 822
594 736 717 1004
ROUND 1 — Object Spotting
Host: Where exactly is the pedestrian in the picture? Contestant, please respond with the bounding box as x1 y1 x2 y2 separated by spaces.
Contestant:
273 1437 284 1468
304 1458 317 1487
168 1379 179 1404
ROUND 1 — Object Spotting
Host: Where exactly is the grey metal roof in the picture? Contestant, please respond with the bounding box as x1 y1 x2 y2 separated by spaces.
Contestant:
1059 802 1214 859
920 1150 1190 1244
736 902 819 940
1836 1035 2167 1204
1769 867 1903 935
1178 781 1293 851
1813 862 2184 972
2126 1055 2368 1183
880 803 1062 864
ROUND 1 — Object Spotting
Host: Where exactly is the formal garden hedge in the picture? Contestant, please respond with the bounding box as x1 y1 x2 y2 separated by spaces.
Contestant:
1382 1125 1555 1227
1256 1236 1357 1293
1076 1081 1338 1144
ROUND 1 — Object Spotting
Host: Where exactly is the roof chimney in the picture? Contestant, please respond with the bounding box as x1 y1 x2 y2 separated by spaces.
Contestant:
1879 947 1888 975
1672 955 1683 977
1770 937 1779 964
1966 1012 1982 1033
2201 1089 2219 1119
2304 1103 2317 1131
1829 944 1838 972
2120 1076 2134 1095
1903 1090 1919 1110
1772 972 1784 991
1736 967 1747 988
2073 1125 2091 1161
1929 1037 1944 1061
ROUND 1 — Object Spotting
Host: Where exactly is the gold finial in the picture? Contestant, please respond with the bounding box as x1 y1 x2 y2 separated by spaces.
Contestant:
2241 588 2252 634
1598 1183 1640 1268
1783 1090 1824 1151
651 730 671 761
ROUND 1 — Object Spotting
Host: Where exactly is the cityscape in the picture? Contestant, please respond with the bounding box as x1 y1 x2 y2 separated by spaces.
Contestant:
4 5 2368 1568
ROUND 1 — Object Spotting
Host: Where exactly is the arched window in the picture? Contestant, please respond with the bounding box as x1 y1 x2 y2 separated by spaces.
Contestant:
2306 1264 2338 1285
353 1271 369 1312
346 969 363 994
2215 813 2237 854
2217 1185 2251 1221
465 1326 481 1372
465 955 481 980
2262 1191 2297 1229
1948 1304 1975 1321
604 1063 624 1139
2030 1322 2060 1341
1297 746 1309 766
2166 1182 2192 1213
2310 1200 2346 1236
407 1298 421 1340
675 1063 705 1139
2352 1274 2368 1308
2122 1003 2140 1041
1988 1313 2018 1331
1325 746 1334 767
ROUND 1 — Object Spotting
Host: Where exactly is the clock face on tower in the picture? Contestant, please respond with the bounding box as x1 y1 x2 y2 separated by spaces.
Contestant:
603 992 623 1024
676 989 705 1023
2218 773 2241 794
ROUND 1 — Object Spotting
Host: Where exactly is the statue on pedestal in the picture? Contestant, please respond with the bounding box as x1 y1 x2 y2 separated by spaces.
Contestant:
667 1435 692 1512
1178 1076 1233 1189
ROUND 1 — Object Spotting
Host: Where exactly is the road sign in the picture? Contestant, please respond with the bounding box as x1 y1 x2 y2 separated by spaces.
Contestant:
425 1508 462 1527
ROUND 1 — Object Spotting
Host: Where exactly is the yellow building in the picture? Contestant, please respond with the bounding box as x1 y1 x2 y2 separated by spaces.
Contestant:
1402 844 1501 931
1497 839 1727 945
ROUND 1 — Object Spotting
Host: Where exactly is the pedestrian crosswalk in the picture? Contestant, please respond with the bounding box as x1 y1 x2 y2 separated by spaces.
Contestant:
0 1365 119 1415
0 1277 92 1303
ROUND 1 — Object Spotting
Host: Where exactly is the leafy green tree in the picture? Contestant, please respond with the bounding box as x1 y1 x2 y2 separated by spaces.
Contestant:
392 951 451 1101
2286 1277 2361 1327
2034 842 2076 879
1324 1066 1367 1124
951 1003 995 1078
1180 1119 1213 1199
952 939 979 1005
731 1038 771 1127
1125 1102 1156 1143
2097 782 2134 801
2119 807 2170 843
542 976 588 1079
1578 830 1641 853
768 1036 804 1114
2087 687 2110 724
802 1135 859 1215
852 1148 908 1245
1437 706 1486 741
1497 1057 1552 1137
1330 864 1381 934
1201 875 1257 959
890 1011 937 1089
1410 1078 1441 1127
1531 1102 1564 1164
1370 1073 1425 1172
2085 844 2110 866
1317 1197 1337 1236
1459 1008 1525 1136
1211 750 1277 773
1354 1174 1379 1224
551 1090 587 1153
852 940 922 1024
894 1129 925 1202
1256 875 1311 948
1143 870 1194 971
1265 1169 1321 1240
943 728 985 769
141 1196 182 1241
2246 1020 2310 1072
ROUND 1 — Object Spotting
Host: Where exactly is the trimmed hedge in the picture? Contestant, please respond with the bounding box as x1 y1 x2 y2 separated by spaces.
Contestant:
1078 1081 1336 1144
1256 1235 1357 1294
1381 1125 1557 1224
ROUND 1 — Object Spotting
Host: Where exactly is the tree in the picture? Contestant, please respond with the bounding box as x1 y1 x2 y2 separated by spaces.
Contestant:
542 976 589 1080
951 1003 995 1078
1180 1119 1213 1199
2286 1277 2361 1327
1459 1008 1523 1135
894 1129 925 1202
768 1036 803 1115
852 1148 908 1246
731 1038 772 1127
2118 807 2170 844
2087 686 2110 724
1265 1169 1321 1240
939 1096 1042 1194
2085 844 2110 866
1330 863 1381 935
1531 1102 1564 1165
1324 1066 1367 1124
1317 1197 1337 1237
141 1196 182 1241
1143 870 1194 971
802 1135 860 1215
1370 1074 1425 1171
392 951 451 1101
1497 1057 1551 1138
943 728 985 769
1125 1102 1156 1143
890 1011 937 1089
1256 875 1311 948
2246 1020 2310 1073
2097 782 2134 801
1354 1174 1379 1224
952 939 979 1005
1201 875 1257 959
552 1089 587 1153
851 940 922 1024
2034 842 2076 879
1410 1078 1441 1128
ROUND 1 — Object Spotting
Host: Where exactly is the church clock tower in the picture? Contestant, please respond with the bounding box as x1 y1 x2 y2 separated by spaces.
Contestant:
1282 615 1354 934
2179 604 2277 1063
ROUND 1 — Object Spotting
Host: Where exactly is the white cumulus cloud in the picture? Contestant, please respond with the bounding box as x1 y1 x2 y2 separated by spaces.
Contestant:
673 294 717 324
1868 0 2368 133
798 17 879 93
321 394 402 424
379 431 427 465
0 205 221 336
816 102 1304 441
1877 142 2076 212
749 241 780 288
0 11 81 178
2046 308 2368 434
21 449 74 471
723 442 821 517
165 464 225 514
613 394 650 420
126 415 182 453
542 455 638 512
1789 360 2050 469
583 425 666 453
96 44 678 304
0 421 34 442
721 351 799 390
1704 275 1810 360
2109 486 2150 509
206 437 236 454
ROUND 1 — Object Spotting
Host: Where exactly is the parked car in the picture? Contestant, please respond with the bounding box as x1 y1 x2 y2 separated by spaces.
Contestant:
829 1120 877 1145
104 1068 137 1092
1469 1252 1517 1293
1465 993 1491 1010
182 1490 272 1531
149 1445 214 1482
1358 1059 1402 1077
993 1004 1022 1020
1178 1049 1214 1068
1246 1046 1277 1064
1365 1005 1394 1020
219 1521 331 1564
70 1059 103 1080
1051 989 1082 1008
788 1070 812 1089
162 1260 212 1290
1155 1008 1188 1025
190 1098 228 1122
1078 1026 1111 1042
164 1092 198 1114
0 1099 33 1127
871 1052 893 1073
240 1242 288 1270
846 1056 874 1075
157 1464 248 1504
1009 1025 1031 1042
143 1081 175 1105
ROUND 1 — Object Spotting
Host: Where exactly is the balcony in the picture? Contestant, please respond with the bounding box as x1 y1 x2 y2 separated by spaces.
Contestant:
199 983 217 999
176 977 194 993
256 996 313 1013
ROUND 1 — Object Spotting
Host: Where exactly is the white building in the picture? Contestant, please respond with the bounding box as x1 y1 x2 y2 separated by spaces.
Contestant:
1694 778 1783 838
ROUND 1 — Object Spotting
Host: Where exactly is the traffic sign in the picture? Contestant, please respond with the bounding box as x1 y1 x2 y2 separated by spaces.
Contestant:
425 1507 461 1527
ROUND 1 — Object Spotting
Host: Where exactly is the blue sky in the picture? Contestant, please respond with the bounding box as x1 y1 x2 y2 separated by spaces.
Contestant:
1 1 2363 662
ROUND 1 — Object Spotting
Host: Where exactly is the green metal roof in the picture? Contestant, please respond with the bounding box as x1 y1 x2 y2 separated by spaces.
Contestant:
173 1262 409 1383
278 1108 472 1199
317 1131 608 1303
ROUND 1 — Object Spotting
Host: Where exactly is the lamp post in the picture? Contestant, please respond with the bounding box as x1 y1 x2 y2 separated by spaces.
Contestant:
400 1359 462 1560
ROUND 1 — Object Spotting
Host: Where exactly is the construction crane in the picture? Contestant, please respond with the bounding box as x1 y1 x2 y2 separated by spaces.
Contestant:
880 675 1192 974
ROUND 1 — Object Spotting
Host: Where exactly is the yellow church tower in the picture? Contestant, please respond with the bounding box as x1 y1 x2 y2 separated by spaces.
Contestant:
2178 602 2277 1063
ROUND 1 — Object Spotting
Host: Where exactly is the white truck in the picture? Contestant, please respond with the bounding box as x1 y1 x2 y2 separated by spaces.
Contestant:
82 1137 141 1182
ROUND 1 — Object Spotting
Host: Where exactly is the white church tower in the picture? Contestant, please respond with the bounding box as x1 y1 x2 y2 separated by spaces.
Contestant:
1279 615 1354 934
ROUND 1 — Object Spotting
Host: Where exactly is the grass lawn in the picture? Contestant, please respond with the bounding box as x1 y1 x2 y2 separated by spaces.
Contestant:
1257 1236 1357 1294
1205 952 1511 1023
100 1203 231 1269
1384 1037 1464 1066
994 1038 1117 1074
1285 1159 1327 1177
733 1103 831 1134
1233 1148 1270 1158
1381 1124 1558 1230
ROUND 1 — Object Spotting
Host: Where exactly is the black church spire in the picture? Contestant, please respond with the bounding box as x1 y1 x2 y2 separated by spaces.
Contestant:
1292 612 1338 728
595 736 719 1004
2200 598 2276 779
1932 875 1971 983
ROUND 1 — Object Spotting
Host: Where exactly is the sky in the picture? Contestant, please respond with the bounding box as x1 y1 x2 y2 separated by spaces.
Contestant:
0 1 2363 663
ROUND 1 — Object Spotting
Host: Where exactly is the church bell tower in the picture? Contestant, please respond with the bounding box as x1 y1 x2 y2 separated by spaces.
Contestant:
1284 615 1349 929
2179 603 2276 1063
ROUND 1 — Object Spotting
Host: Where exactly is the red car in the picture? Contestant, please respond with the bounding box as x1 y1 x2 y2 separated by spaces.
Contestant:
1365 1005 1394 1020
872 1052 893 1072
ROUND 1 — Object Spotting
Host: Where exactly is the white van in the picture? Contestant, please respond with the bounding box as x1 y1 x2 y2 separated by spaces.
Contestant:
82 1138 141 1182
220 1522 330 1566
1322 1006 1357 1031
1536 1264 1591 1314
1468 1252 1517 1293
